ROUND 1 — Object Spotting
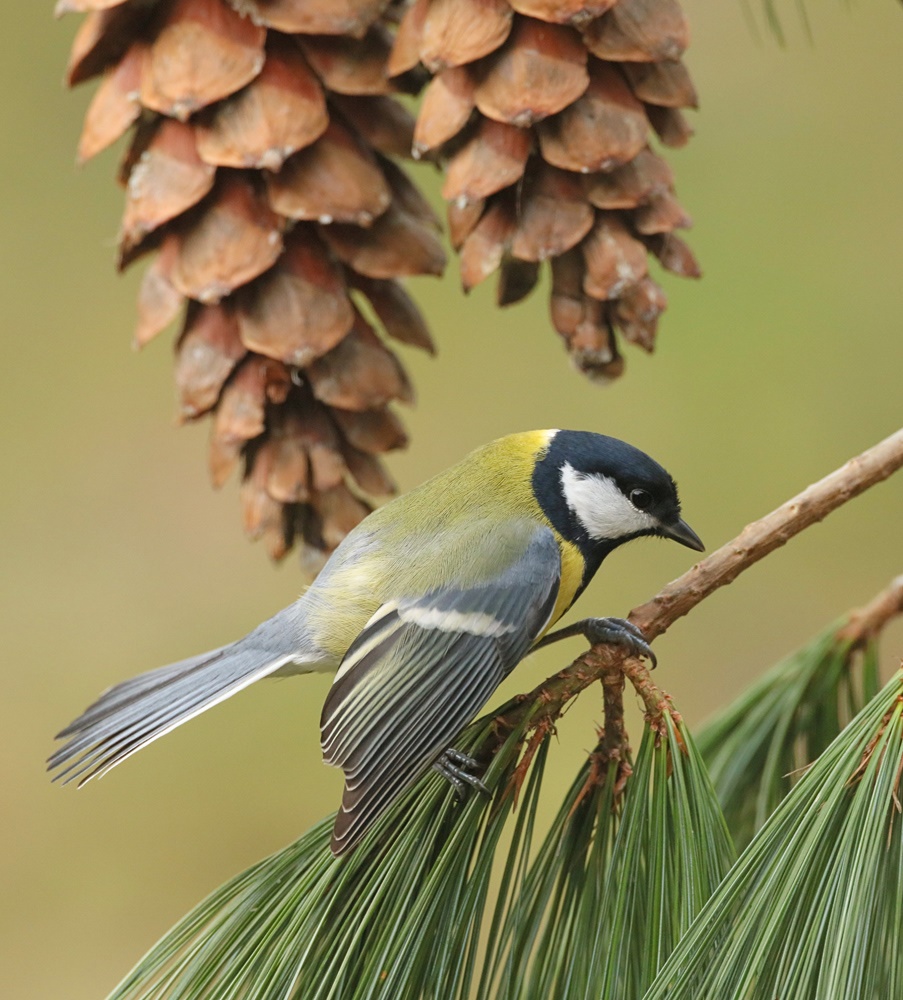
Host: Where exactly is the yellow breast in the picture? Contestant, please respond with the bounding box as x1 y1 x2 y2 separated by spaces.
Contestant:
545 538 586 634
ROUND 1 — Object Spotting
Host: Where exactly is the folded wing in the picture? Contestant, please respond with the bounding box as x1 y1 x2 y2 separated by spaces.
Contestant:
321 525 561 855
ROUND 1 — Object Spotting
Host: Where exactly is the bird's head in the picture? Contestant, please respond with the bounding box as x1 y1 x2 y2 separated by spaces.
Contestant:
532 430 704 559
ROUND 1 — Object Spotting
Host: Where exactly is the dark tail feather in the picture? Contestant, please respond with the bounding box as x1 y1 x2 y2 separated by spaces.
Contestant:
49 643 294 785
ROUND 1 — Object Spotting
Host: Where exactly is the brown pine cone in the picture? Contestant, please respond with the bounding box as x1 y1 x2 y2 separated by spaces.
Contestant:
390 0 700 381
60 0 444 568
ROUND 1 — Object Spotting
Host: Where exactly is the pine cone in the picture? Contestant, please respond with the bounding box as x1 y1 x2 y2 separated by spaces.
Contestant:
390 0 700 381
60 0 444 569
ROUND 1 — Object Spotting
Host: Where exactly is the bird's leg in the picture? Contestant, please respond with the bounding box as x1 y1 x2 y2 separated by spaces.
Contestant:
535 617 657 669
433 748 490 800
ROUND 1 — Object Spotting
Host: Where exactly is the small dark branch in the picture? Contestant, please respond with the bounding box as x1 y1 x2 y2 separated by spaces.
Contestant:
620 659 679 726
572 740 626 816
600 662 627 758
836 575 903 647
492 428 903 760
600 662 633 797
506 716 556 805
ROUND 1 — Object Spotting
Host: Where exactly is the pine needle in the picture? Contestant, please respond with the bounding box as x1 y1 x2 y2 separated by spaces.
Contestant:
106 698 734 1000
697 622 880 848
480 715 735 1000
643 669 903 1000
107 711 541 1000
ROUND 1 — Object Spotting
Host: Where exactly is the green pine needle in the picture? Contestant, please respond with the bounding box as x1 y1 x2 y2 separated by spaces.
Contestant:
697 622 880 848
106 700 734 1000
643 668 903 1000
481 715 735 1000
108 711 540 1000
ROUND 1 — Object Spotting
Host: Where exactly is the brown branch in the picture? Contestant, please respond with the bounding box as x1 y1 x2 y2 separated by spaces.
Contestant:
600 665 632 796
600 665 627 758
836 575 903 646
493 427 903 743
629 427 903 641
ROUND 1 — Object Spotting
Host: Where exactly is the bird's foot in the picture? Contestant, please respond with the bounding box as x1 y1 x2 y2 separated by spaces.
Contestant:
537 617 656 669
584 617 656 668
434 748 490 801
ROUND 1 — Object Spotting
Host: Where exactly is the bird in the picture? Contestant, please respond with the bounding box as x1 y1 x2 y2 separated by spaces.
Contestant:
49 429 703 855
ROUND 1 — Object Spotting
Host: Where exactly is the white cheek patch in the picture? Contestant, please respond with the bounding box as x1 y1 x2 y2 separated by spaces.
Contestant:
560 463 656 541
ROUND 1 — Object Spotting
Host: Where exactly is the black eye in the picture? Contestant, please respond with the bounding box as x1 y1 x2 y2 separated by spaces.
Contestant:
629 488 653 511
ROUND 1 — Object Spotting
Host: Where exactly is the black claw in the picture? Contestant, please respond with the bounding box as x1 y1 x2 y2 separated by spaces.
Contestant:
536 616 657 669
584 618 657 669
434 761 469 800
619 620 650 644
443 748 480 769
433 748 490 799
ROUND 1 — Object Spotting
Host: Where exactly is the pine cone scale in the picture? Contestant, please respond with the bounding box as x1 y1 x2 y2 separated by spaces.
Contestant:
420 0 513 71
134 237 187 348
77 42 145 162
121 119 217 253
67 2 156 86
265 122 392 226
442 118 531 204
320 207 446 279
296 29 397 96
226 0 391 37
536 60 647 172
459 197 515 291
174 303 247 417
139 0 267 121
413 67 474 155
193 39 330 169
510 165 595 262
235 230 356 367
581 214 648 300
508 0 616 25
168 174 284 303
473 18 589 127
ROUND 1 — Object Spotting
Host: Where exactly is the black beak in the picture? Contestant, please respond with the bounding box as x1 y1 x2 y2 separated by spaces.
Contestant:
660 518 705 552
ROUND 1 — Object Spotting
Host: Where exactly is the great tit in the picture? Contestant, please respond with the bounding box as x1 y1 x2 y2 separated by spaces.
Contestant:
50 430 703 855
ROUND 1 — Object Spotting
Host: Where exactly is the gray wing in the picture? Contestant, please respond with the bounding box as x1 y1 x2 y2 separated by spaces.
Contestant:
320 527 561 855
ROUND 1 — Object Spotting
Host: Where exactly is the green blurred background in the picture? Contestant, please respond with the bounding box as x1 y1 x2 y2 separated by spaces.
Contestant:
2 3 902 997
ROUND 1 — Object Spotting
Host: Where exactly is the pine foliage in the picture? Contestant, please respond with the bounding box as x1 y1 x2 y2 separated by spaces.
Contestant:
697 622 881 848
107 705 733 999
644 667 903 1000
481 714 734 999
108 712 529 1000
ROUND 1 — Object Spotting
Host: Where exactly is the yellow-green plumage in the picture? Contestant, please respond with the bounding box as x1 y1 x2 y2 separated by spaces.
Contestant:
301 430 586 662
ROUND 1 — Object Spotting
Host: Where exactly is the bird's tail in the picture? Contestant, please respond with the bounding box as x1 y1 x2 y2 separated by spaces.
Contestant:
49 611 311 785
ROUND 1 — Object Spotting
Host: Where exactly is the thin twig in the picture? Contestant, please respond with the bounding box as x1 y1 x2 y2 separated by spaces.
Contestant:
600 664 633 796
836 575 903 646
494 427 903 744
629 427 903 641
600 664 627 759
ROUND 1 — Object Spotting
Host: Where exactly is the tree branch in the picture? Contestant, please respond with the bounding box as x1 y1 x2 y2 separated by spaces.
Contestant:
493 427 903 744
836 575 903 646
630 427 903 640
